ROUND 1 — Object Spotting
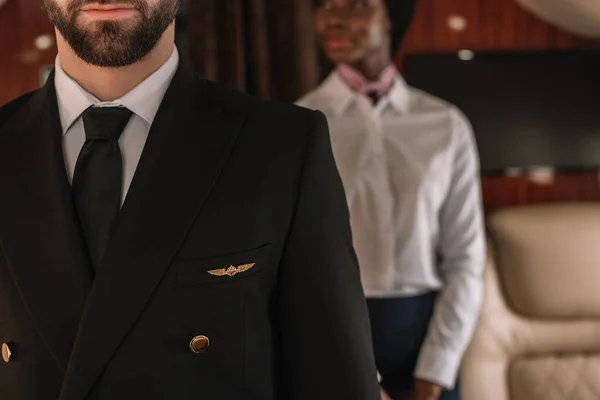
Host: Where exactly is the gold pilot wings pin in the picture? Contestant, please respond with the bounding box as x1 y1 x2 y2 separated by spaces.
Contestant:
208 263 256 277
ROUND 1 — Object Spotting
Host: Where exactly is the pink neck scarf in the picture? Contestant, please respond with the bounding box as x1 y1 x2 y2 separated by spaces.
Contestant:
336 64 397 99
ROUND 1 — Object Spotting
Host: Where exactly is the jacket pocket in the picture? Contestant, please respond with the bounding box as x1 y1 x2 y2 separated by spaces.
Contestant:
175 243 272 287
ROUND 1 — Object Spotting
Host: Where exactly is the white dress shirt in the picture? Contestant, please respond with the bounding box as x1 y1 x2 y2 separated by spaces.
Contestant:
54 47 180 205
297 72 486 389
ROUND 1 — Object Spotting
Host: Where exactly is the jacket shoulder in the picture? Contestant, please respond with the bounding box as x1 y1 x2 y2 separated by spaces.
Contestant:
0 90 38 131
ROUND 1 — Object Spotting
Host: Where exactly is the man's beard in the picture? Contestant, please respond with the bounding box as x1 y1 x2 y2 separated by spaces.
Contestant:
42 0 179 67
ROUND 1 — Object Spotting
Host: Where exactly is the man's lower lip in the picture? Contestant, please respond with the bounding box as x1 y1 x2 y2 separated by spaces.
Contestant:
81 9 136 20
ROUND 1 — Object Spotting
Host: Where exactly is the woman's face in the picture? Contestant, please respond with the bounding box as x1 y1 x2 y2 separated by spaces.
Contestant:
314 0 390 65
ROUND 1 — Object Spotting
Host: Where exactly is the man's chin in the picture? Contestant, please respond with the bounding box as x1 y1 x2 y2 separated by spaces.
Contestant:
78 52 139 68
66 35 139 67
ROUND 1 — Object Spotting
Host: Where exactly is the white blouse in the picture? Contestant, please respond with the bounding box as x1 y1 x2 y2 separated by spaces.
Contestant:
297 72 486 389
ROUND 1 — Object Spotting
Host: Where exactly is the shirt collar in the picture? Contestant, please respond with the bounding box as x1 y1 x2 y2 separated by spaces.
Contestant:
318 69 411 117
54 47 180 135
336 64 397 98
318 72 356 117
386 74 411 114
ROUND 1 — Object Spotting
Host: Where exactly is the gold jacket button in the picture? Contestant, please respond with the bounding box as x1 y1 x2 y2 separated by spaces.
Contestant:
189 335 210 354
2 343 12 363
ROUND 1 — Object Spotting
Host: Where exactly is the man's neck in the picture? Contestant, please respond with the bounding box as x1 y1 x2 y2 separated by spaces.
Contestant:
56 25 176 102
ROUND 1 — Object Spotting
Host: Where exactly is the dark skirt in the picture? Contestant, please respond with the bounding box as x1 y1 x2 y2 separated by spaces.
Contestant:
367 292 459 400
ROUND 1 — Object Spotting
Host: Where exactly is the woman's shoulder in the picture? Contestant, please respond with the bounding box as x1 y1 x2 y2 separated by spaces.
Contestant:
295 88 322 110
295 72 349 113
295 77 342 113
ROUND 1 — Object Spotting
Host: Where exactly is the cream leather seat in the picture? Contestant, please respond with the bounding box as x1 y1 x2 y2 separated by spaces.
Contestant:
461 203 600 400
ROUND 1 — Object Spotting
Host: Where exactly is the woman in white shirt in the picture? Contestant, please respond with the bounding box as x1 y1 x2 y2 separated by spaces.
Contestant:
297 1 486 399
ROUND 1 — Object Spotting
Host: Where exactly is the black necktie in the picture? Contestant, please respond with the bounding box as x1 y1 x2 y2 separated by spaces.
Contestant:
72 106 133 270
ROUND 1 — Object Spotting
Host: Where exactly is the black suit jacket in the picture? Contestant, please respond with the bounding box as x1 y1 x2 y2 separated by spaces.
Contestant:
0 63 380 400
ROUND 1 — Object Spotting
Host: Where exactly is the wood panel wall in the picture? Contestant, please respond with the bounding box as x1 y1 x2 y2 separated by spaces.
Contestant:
0 0 56 105
398 0 600 213
482 173 600 214
401 0 598 54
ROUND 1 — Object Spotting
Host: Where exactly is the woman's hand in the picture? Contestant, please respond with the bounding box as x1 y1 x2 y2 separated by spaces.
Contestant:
407 379 442 400
381 387 393 400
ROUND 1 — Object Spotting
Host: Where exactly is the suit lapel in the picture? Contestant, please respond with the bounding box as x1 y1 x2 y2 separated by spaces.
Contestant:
59 65 247 400
0 76 94 372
